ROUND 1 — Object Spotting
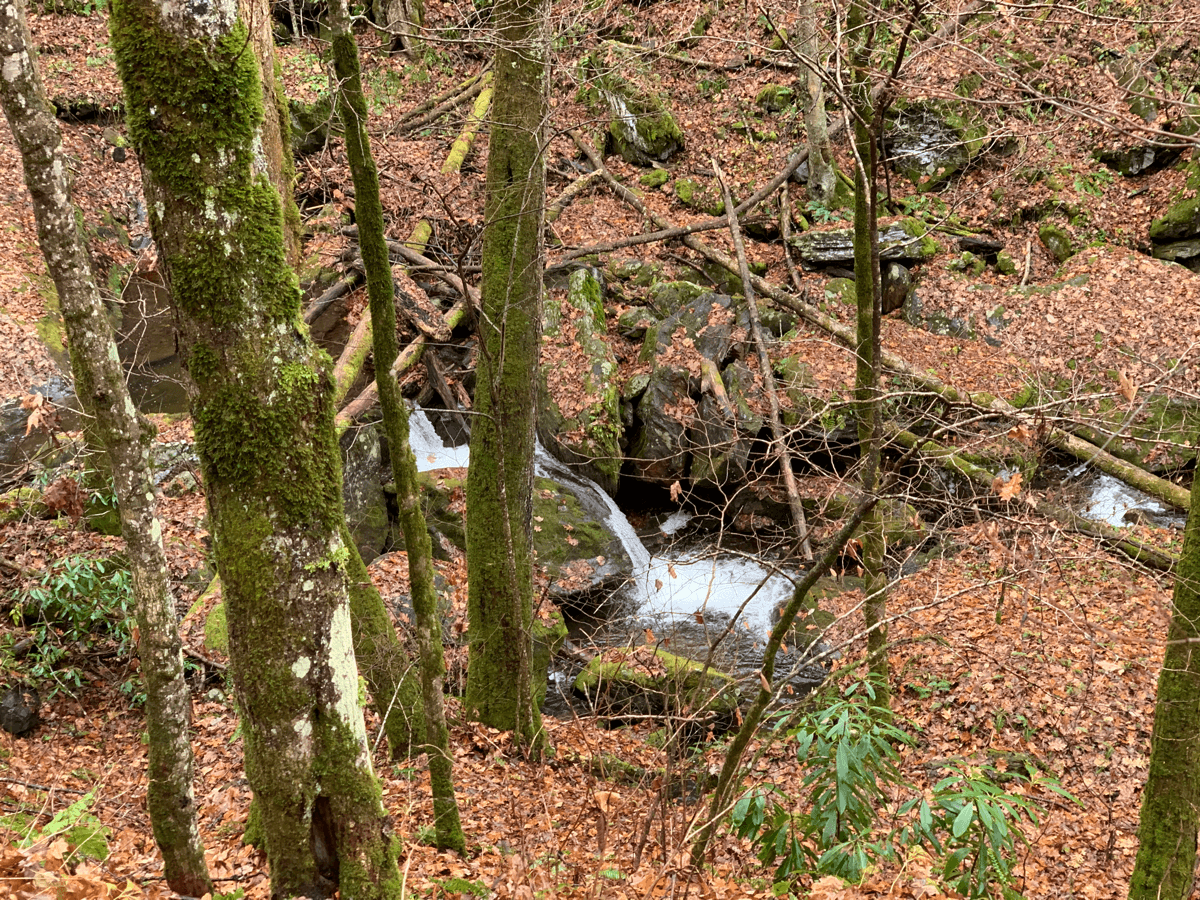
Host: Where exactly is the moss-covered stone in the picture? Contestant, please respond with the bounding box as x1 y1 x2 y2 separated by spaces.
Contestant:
578 43 685 166
1038 222 1074 263
573 647 739 727
995 250 1018 275
673 177 723 216
755 84 794 113
639 168 670 188
204 601 228 654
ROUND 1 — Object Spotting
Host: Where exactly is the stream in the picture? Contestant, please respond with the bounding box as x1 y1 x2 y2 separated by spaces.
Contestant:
408 408 827 713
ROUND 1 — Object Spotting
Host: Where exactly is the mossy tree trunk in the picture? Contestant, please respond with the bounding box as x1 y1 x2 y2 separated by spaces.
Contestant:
109 4 401 896
848 0 889 707
1129 486 1200 900
328 0 465 854
0 2 210 893
465 0 549 755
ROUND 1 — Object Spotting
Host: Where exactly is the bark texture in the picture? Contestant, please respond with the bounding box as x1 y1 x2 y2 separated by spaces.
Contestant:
109 3 400 895
0 3 210 894
465 0 549 753
1129 487 1200 900
798 0 836 206
849 0 889 706
329 0 465 853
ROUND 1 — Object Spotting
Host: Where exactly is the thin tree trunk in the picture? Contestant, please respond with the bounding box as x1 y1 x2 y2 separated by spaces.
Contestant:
849 0 890 707
465 0 549 755
0 2 209 893
798 0 837 205
1129 485 1200 900
713 162 812 561
328 0 466 854
110 3 401 894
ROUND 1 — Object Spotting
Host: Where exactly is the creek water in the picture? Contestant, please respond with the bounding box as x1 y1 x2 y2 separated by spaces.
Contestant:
408 407 824 708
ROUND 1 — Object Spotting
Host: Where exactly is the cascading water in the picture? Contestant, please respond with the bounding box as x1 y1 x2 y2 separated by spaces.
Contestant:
408 407 797 636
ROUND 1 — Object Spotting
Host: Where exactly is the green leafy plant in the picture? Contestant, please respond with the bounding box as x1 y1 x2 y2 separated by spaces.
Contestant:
7 555 133 696
917 764 1075 898
731 680 912 883
3 789 110 861
805 199 844 224
729 680 1078 895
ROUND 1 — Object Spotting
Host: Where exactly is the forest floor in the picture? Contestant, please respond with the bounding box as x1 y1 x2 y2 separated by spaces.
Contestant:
1 1 1199 898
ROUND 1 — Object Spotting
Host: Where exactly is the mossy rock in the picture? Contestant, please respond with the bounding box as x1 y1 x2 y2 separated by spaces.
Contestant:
755 84 794 114
204 601 228 655
531 476 633 606
617 306 658 341
823 277 856 307
673 177 724 216
645 280 707 323
948 251 986 277
639 168 670 189
1038 223 1074 263
995 250 1018 276
1149 193 1200 243
288 94 335 156
574 647 738 728
578 43 685 166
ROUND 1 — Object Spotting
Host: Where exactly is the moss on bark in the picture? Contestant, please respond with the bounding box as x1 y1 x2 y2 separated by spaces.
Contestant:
465 0 549 755
1130 487 1200 899
110 1 402 894
330 0 465 853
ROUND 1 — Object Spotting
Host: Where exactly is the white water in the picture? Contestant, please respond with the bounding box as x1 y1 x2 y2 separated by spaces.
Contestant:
408 407 795 632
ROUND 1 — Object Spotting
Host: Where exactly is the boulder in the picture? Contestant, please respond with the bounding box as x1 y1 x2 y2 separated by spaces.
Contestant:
538 267 623 496
628 292 749 484
579 43 685 166
884 103 988 191
791 217 939 266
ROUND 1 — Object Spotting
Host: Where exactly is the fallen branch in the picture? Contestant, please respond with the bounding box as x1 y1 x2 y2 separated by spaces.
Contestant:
546 169 602 225
888 426 1177 572
557 136 809 262
390 69 491 136
303 267 362 325
581 127 1189 513
714 160 812 561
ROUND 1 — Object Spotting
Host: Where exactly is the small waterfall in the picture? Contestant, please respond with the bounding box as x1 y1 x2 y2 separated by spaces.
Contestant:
408 407 795 633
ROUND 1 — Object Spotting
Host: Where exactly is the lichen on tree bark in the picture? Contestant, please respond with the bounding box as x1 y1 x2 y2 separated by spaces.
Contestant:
465 0 550 754
0 1 209 892
109 1 401 894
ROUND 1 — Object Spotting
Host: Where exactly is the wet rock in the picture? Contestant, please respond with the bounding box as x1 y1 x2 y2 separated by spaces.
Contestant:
0 684 40 737
341 422 390 564
628 292 749 484
531 474 633 609
791 217 939 266
538 267 623 497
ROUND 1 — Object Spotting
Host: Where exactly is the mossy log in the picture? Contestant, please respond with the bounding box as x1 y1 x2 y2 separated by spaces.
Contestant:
888 426 1176 571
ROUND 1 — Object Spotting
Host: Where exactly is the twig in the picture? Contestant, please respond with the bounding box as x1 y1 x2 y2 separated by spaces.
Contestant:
1021 239 1032 287
714 160 812 561
389 68 491 135
303 267 362 326
545 169 602 225
779 182 804 293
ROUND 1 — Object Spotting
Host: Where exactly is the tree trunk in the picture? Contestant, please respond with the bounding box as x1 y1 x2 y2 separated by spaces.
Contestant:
465 0 549 754
1129 485 1200 900
109 4 401 896
849 0 889 707
328 0 466 854
0 3 210 894
799 0 836 206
